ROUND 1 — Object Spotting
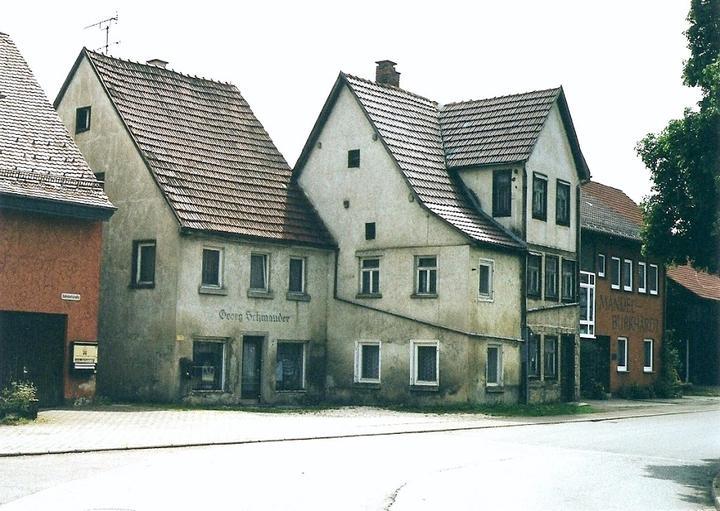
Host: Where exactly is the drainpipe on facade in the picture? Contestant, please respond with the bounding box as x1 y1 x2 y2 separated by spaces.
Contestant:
521 164 529 404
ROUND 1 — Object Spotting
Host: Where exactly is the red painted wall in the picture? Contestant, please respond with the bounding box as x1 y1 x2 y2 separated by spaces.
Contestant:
0 208 103 400
583 233 664 393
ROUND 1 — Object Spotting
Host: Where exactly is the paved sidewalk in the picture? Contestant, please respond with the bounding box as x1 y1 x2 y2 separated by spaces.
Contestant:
1 396 717 457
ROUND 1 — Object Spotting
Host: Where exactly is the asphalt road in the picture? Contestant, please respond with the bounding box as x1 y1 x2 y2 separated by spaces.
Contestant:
0 410 718 510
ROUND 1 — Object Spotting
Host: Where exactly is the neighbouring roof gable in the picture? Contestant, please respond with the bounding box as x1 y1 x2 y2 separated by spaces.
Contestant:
74 49 333 247
0 34 113 216
667 265 720 302
581 181 643 241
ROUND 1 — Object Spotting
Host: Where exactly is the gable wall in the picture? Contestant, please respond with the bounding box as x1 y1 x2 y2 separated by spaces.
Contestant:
55 56 181 401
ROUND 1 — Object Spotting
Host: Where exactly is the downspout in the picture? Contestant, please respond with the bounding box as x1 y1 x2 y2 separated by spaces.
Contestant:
574 183 582 400
521 164 529 404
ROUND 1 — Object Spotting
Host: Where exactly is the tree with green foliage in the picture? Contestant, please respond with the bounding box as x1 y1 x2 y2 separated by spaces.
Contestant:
636 0 720 273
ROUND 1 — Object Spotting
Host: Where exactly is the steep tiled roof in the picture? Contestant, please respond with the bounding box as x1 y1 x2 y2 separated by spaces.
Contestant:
344 74 523 250
82 50 333 247
0 34 113 214
581 181 642 240
667 265 720 301
440 88 560 168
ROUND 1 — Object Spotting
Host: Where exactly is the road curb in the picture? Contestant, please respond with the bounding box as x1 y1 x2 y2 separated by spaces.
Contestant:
0 407 714 458
712 471 720 511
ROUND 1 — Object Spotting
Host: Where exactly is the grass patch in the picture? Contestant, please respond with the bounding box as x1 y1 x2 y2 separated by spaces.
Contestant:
681 385 720 397
386 402 596 417
0 416 33 426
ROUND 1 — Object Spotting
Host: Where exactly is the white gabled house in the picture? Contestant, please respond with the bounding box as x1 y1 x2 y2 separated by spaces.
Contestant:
294 61 589 404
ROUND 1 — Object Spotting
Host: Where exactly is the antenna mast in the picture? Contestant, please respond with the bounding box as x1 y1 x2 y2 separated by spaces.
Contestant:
84 13 119 54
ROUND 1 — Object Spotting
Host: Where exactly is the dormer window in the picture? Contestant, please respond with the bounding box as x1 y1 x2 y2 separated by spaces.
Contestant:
348 149 360 168
75 106 91 134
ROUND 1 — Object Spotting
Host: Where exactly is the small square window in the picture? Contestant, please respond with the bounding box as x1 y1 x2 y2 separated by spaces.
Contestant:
532 173 548 221
611 257 621 290
288 257 306 294
544 255 559 300
527 254 542 298
478 259 494 300
75 106 91 134
355 341 381 383
192 340 226 391
276 342 306 391
365 222 376 240
492 169 512 217
638 262 647 293
415 256 437 296
623 259 633 292
131 240 156 288
648 264 659 295
617 337 628 372
201 248 222 288
556 180 571 226
411 341 439 386
348 149 360 168
597 254 606 278
359 258 380 295
543 336 558 379
250 254 269 291
643 339 654 372
486 345 502 385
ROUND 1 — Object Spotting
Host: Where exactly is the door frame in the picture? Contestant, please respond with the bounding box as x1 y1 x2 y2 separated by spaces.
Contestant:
240 333 266 401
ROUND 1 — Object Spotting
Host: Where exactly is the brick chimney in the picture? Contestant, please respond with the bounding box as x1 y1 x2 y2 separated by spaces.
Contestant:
146 58 168 69
375 60 400 87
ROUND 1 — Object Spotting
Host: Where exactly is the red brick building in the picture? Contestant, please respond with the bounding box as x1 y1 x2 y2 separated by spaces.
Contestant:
0 33 114 405
579 181 664 395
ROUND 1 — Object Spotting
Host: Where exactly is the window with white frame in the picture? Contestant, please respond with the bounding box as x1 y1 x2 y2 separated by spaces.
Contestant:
623 259 633 291
580 271 595 338
597 254 606 277
250 253 269 291
192 340 226 391
201 248 223 288
532 173 548 220
617 337 628 372
543 336 558 379
555 180 571 226
415 256 437 295
648 264 659 295
288 257 306 294
492 169 512 217
544 255 559 300
354 341 381 383
638 262 647 293
486 345 502 385
276 342 305 391
527 254 542 298
478 259 494 300
611 257 621 290
360 258 380 295
411 341 439 386
132 240 156 288
528 333 540 378
643 339 654 372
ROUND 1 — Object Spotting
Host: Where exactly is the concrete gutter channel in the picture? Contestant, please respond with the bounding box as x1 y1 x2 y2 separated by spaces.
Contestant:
0 397 717 459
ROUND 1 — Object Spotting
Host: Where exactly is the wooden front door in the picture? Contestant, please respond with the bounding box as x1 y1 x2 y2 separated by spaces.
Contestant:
241 336 263 399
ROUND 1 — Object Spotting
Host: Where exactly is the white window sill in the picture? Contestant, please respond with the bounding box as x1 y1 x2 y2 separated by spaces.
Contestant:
410 383 439 391
485 385 504 393
411 293 438 299
247 289 274 299
286 292 311 302
478 295 494 303
198 286 227 296
580 333 596 339
643 368 653 373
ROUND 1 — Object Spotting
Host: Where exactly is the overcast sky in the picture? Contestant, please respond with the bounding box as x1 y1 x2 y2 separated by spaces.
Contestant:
3 1 700 202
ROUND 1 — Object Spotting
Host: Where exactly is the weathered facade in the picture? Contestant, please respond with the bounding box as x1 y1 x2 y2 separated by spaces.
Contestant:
0 33 114 405
666 265 720 386
580 181 664 395
295 62 589 404
55 50 334 404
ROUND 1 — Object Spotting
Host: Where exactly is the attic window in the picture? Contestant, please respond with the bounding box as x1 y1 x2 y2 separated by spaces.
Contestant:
76 106 91 134
365 222 376 240
348 149 360 168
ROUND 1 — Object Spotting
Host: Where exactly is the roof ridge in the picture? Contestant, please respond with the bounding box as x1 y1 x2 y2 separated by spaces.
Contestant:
85 48 236 87
584 179 637 203
342 72 438 105
441 86 561 109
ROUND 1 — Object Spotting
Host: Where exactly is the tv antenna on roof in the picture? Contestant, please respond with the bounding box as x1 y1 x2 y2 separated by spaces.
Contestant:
84 12 119 54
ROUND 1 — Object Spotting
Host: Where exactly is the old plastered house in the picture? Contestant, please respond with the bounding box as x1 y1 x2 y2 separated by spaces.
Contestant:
0 33 114 405
55 50 335 403
295 61 589 404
